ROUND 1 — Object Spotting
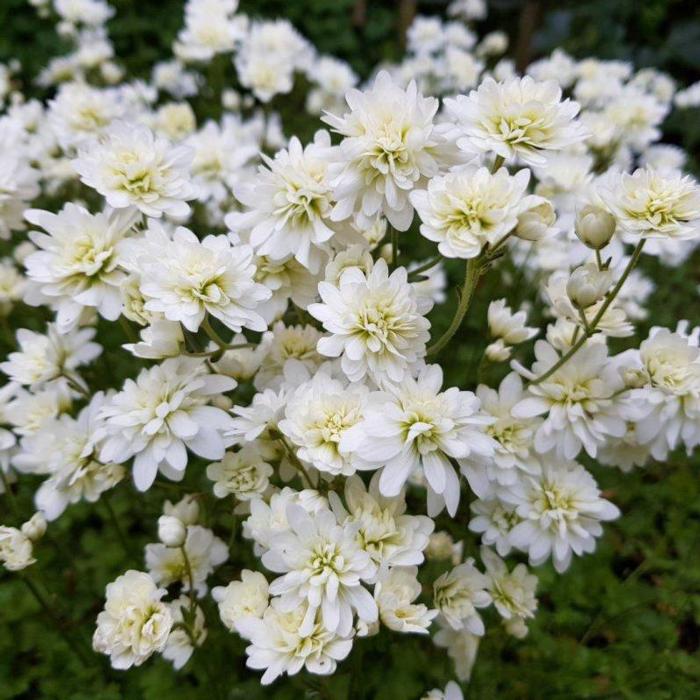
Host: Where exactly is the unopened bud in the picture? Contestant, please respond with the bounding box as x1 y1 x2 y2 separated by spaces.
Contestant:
164 494 200 526
575 205 616 250
21 513 46 542
158 515 186 547
515 198 556 241
567 264 613 308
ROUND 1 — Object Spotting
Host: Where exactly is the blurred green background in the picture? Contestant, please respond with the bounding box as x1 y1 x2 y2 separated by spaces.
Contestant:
1 1 700 699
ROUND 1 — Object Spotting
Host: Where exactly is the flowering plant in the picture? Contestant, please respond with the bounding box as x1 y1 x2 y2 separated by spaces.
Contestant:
1 0 700 697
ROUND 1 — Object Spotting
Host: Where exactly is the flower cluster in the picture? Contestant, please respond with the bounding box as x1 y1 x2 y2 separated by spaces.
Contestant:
1 0 699 696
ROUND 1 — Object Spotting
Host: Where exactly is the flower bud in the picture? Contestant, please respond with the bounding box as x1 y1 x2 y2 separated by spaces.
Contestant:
158 515 186 547
485 339 512 362
566 264 613 308
21 513 47 542
575 205 616 250
164 494 200 525
515 198 556 241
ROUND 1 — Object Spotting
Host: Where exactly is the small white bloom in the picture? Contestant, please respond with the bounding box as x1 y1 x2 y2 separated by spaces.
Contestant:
212 570 269 631
375 566 437 634
0 526 35 571
206 447 273 500
433 560 492 635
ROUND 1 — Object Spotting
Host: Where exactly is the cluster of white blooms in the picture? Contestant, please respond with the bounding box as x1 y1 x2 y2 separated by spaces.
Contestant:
1 0 699 695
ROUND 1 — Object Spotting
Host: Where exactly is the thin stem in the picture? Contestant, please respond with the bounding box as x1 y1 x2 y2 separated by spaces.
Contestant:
278 436 314 489
529 240 646 386
180 544 197 614
427 256 482 357
201 317 247 352
594 248 604 270
183 343 253 358
407 255 441 281
21 574 90 667
0 470 18 517
486 229 514 257
64 374 90 399
390 226 399 270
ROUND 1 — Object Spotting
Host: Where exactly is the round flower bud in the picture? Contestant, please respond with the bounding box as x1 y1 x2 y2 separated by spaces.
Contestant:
515 198 556 241
566 264 613 308
21 513 47 542
575 205 616 250
158 515 186 547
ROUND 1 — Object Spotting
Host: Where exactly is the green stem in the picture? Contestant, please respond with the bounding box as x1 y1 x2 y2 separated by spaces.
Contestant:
427 257 482 357
0 469 18 517
180 544 197 614
390 227 399 270
594 248 604 270
278 436 314 489
529 239 646 386
21 574 91 667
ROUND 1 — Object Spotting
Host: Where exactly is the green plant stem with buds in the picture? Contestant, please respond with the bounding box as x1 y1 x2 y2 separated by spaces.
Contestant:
529 239 647 386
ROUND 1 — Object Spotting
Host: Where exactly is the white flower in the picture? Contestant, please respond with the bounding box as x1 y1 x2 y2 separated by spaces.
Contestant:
323 70 450 231
1 325 101 388
278 370 369 476
462 373 541 497
410 167 530 259
97 357 237 491
236 600 353 685
444 76 587 165
481 546 537 639
145 525 228 597
137 227 270 333
206 447 273 500
434 620 480 682
375 566 437 634
5 384 71 436
342 364 495 516
228 132 338 273
0 526 35 571
422 680 464 700
433 560 491 635
212 570 269 631
93 570 173 670
21 513 47 542
309 259 431 384
485 299 538 361
158 515 187 547
73 120 197 218
469 497 521 557
601 167 700 242
22 393 125 520
164 494 200 526
502 457 620 572
630 325 700 458
329 474 434 572
513 341 628 459
24 204 138 331
262 504 377 636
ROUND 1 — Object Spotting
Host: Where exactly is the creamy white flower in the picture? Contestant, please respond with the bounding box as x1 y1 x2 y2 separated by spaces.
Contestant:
1 324 101 388
228 132 338 273
444 76 587 165
513 341 627 459
279 370 369 477
484 299 538 360
601 167 700 242
433 560 491 635
375 566 437 634
137 227 270 333
469 497 521 557
163 596 207 670
329 474 434 573
174 0 243 61
481 546 537 638
207 446 273 500
0 526 35 571
422 680 464 700
24 204 138 331
97 357 237 491
323 70 451 231
342 364 495 516
502 457 620 572
309 259 430 384
462 373 541 497
164 494 200 526
411 167 530 258
213 570 269 631
236 600 353 685
73 120 197 218
262 504 377 636
5 384 71 437
93 570 172 670
146 525 228 597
